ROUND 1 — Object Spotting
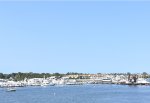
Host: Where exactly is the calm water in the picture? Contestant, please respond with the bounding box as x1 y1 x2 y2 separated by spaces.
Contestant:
0 84 150 103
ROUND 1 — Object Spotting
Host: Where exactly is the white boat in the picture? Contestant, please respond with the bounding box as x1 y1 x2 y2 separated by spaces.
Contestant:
66 82 76 85
137 78 150 85
102 78 112 83
6 88 16 92
49 83 55 86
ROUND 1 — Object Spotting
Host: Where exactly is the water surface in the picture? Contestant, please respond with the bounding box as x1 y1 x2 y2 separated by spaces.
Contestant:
0 84 150 103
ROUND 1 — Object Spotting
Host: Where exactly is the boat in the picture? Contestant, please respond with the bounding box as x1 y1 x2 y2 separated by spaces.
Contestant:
41 81 55 87
6 87 16 92
66 82 76 85
102 78 112 83
49 83 55 86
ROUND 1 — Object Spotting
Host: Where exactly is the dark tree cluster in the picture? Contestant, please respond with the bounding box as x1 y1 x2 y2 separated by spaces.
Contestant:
0 72 64 81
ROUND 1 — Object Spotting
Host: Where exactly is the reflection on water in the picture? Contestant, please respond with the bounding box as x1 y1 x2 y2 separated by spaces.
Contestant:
0 84 150 103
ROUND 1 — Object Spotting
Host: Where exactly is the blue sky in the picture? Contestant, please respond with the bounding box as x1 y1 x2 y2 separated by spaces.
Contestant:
0 1 150 73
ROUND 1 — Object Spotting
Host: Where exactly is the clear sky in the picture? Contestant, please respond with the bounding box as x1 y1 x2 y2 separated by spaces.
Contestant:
0 1 150 73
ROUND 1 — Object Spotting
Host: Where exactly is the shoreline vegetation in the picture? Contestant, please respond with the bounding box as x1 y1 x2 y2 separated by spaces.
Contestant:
0 72 150 81
0 72 150 88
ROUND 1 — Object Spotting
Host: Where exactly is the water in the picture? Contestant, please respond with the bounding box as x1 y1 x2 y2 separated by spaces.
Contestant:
0 84 150 103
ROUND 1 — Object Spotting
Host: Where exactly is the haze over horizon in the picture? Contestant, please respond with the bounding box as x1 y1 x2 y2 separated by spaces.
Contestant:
0 1 150 73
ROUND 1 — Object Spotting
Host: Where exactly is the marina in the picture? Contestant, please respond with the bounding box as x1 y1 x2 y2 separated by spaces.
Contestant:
0 74 150 88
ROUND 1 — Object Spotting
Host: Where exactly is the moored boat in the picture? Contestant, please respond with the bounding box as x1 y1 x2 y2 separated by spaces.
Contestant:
6 87 16 92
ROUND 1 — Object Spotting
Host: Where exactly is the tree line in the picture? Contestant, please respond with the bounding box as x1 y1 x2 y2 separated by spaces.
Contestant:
0 72 149 81
0 72 84 81
0 72 65 81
